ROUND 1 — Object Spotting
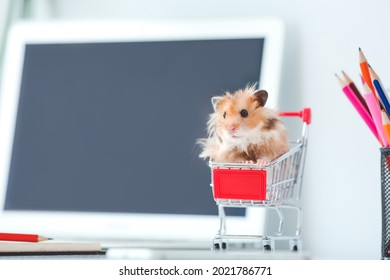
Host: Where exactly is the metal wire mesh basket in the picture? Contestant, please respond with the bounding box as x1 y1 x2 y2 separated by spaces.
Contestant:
380 147 390 260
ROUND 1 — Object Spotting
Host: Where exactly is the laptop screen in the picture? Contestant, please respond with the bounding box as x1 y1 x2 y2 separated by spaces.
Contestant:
4 39 263 216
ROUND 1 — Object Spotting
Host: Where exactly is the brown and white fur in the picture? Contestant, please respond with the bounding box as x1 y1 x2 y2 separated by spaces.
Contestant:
198 86 289 165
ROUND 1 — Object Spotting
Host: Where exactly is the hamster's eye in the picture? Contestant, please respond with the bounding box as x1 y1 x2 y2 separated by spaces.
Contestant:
223 111 226 119
240 109 249 118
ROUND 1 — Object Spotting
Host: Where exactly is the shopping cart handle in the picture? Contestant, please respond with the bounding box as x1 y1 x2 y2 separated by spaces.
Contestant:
279 108 311 125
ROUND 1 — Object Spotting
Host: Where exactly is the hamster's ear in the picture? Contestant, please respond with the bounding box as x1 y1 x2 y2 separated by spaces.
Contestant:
211 96 223 111
253 90 268 108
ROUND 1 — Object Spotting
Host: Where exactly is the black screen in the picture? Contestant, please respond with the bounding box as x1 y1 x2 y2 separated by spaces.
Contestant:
5 39 264 216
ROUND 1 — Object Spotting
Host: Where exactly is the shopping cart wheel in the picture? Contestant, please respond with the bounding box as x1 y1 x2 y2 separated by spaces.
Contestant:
262 238 273 251
213 241 227 250
289 239 302 252
292 245 298 252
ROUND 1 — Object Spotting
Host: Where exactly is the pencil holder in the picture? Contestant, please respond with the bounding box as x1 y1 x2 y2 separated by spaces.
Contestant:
380 147 390 259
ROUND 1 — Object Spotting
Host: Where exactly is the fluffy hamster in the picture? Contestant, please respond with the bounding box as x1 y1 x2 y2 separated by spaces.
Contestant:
198 85 289 165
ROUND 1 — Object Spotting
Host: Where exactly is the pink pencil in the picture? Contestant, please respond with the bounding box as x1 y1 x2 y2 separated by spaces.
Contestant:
362 78 388 147
335 73 380 142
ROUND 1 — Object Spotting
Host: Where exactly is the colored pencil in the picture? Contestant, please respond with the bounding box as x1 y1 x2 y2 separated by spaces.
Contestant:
382 110 390 145
369 65 390 117
359 47 375 93
0 232 51 242
362 80 388 147
342 70 370 115
335 73 380 142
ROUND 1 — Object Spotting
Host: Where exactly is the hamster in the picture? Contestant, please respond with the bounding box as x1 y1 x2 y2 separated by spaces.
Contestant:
198 85 289 165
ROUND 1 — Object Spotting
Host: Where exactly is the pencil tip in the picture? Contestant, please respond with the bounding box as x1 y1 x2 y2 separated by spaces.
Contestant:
359 47 361 51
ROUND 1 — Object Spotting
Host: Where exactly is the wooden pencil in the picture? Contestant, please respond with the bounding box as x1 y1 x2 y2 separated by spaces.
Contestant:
359 48 375 91
336 73 380 142
362 80 387 147
369 65 390 118
382 110 390 145
341 70 370 115
0 232 51 242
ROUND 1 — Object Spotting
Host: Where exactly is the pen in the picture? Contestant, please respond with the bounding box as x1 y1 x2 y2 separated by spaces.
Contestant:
335 73 379 142
0 232 52 242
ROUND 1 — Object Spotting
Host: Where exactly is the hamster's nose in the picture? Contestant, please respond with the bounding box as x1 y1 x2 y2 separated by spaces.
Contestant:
228 125 237 131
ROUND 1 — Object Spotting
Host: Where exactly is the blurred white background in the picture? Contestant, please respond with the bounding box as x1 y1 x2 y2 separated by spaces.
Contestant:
1 0 389 259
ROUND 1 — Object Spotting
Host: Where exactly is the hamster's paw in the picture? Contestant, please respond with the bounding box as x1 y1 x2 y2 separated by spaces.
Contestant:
256 159 269 167
243 160 255 165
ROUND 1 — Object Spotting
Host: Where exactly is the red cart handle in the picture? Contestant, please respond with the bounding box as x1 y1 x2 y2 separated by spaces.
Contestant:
279 108 311 124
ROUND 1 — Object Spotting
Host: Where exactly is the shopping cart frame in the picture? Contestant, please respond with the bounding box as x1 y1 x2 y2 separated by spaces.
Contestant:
209 108 311 251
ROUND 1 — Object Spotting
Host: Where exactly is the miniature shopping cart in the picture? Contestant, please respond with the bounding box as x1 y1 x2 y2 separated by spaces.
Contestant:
209 108 311 252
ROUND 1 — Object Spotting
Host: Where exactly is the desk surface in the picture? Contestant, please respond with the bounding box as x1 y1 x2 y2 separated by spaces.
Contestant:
0 249 309 260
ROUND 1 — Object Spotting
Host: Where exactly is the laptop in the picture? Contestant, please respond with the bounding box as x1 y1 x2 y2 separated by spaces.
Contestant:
0 18 285 250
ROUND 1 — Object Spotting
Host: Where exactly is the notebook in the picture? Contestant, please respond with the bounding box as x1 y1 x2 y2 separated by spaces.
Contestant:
0 18 285 249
